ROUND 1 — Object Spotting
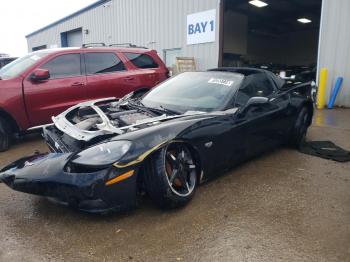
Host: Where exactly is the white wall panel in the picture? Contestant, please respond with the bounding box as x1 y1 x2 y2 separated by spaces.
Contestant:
318 0 350 107
27 0 220 70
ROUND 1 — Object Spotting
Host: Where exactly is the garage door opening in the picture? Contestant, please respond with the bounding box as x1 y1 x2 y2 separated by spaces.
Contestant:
221 0 322 79
61 28 83 47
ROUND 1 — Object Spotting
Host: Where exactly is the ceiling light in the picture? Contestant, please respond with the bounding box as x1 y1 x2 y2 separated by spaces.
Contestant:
298 18 312 24
249 0 268 8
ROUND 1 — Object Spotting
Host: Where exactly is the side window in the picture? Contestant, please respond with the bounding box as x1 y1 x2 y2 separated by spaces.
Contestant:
85 52 125 75
124 53 159 69
41 54 81 79
267 71 285 89
234 73 275 107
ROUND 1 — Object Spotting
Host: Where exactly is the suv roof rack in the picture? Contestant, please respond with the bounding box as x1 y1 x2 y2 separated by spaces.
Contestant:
109 43 148 49
82 43 106 48
81 42 148 49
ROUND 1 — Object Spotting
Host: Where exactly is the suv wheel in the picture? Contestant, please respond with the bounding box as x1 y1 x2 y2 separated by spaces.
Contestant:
0 117 11 152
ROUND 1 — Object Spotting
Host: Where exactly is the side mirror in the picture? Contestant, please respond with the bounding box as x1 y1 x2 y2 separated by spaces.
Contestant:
246 96 269 107
30 69 50 82
238 96 269 117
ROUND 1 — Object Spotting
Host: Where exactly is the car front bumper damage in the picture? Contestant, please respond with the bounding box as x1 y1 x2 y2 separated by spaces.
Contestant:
0 153 138 213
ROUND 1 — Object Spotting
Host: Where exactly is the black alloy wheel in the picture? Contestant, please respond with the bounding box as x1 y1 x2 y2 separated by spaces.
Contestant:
145 142 198 208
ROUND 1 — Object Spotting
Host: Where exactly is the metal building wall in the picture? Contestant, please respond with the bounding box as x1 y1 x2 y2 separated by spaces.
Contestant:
26 0 220 70
318 0 350 107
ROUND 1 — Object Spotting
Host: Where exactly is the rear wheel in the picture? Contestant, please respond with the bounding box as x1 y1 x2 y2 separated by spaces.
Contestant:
0 116 11 152
144 143 198 209
289 107 311 149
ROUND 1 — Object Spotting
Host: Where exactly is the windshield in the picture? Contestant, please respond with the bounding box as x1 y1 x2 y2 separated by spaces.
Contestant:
0 51 51 80
141 72 243 113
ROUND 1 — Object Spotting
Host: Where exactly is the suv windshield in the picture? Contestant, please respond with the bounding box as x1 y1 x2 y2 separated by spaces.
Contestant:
141 72 243 113
0 51 51 80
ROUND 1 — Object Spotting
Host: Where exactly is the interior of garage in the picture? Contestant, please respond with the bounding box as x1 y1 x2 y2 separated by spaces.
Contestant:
221 0 322 78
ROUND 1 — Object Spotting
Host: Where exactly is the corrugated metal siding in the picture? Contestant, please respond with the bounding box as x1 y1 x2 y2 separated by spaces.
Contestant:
27 0 220 70
318 0 350 107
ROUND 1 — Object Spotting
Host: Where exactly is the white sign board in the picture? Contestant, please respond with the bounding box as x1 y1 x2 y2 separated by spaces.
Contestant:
187 9 216 45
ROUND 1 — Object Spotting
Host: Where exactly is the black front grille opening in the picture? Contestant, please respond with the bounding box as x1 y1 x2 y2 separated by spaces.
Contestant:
64 162 107 174
45 134 69 153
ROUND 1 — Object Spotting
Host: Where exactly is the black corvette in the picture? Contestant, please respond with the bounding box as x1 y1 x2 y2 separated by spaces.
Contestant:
0 68 314 213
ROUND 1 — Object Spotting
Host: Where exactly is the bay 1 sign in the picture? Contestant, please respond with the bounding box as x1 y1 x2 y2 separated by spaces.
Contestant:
187 9 216 45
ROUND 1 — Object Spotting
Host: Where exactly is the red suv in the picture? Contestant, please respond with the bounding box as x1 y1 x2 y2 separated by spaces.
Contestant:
0 46 169 151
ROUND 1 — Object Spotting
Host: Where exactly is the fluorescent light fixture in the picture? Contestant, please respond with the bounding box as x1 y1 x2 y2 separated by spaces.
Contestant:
249 0 268 8
298 18 312 24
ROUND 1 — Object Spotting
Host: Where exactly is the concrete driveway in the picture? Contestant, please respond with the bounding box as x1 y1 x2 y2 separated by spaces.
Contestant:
0 109 349 262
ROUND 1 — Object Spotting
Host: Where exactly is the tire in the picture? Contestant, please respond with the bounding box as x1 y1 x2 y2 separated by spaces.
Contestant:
144 143 198 209
289 107 311 149
0 116 11 152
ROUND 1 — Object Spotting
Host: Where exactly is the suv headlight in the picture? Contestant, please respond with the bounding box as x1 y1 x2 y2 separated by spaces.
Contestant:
70 141 132 167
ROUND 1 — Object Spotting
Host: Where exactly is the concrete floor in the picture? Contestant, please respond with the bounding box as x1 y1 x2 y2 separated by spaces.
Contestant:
0 109 349 262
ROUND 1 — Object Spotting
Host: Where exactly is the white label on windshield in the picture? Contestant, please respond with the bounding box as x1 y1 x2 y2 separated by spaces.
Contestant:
208 78 234 86
30 55 41 61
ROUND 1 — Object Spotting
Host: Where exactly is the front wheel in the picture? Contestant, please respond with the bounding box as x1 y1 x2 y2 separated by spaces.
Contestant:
144 143 198 209
289 107 312 149
0 117 11 152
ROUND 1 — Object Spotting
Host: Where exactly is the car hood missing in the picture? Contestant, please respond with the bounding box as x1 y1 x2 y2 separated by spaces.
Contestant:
48 97 237 143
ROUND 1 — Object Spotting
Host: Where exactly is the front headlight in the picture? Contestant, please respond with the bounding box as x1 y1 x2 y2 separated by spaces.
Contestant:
70 140 132 167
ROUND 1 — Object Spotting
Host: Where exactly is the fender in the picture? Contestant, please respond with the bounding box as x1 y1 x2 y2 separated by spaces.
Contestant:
112 116 211 167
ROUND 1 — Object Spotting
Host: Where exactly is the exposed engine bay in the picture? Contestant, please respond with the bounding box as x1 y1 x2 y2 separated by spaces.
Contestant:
65 98 155 132
43 97 206 153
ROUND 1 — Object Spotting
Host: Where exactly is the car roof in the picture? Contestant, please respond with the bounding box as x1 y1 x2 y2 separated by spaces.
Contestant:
209 67 268 76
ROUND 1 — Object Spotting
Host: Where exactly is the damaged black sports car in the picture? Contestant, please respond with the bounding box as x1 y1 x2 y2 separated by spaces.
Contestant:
0 68 314 213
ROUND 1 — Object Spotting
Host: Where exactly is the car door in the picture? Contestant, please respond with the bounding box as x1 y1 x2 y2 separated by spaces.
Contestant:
23 53 87 126
122 52 165 88
233 72 291 158
84 52 141 100
206 113 248 176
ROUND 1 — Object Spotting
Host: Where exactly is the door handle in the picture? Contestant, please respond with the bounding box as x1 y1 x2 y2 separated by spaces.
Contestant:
71 82 85 87
124 76 135 81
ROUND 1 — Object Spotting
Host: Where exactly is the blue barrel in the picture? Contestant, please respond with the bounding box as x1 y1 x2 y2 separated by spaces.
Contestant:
328 77 343 109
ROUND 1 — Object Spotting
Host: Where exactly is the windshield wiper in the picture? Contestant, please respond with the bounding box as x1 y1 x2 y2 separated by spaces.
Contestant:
158 105 181 115
139 101 180 115
125 100 155 115
129 100 181 116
